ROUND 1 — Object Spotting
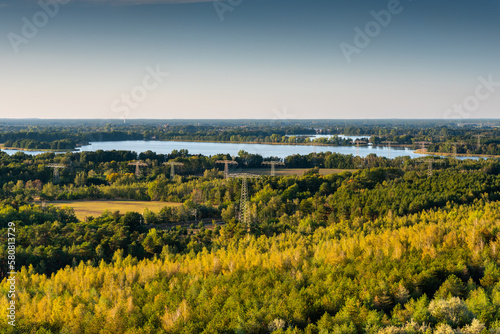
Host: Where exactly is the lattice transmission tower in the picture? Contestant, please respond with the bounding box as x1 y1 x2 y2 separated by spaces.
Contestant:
414 141 432 151
354 140 367 157
128 161 148 177
472 134 485 152
382 141 398 159
417 159 446 177
216 160 238 179
164 161 184 180
448 142 465 159
262 161 285 176
230 173 260 229
47 163 66 183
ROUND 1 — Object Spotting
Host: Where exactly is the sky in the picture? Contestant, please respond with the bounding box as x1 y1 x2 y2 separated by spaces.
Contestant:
0 0 499 120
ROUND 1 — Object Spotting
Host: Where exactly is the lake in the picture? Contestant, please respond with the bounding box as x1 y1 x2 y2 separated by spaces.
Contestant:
2 139 479 160
75 140 422 159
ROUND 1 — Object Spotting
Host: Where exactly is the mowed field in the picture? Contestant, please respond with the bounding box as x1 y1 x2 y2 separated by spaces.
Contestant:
244 168 358 176
45 200 182 220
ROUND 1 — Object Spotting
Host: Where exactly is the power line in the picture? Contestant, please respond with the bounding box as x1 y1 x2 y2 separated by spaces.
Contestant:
216 160 238 179
164 161 184 180
128 161 148 177
472 134 485 151
382 141 397 159
414 141 432 151
448 142 465 159
262 161 285 176
416 159 446 177
46 163 67 183
229 173 260 230
354 140 368 157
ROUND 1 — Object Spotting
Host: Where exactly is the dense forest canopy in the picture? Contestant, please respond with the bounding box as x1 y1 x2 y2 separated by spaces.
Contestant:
1 123 500 333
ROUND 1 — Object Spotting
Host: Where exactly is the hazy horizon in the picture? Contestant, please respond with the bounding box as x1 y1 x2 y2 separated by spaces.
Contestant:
1 0 499 120
1 118 500 121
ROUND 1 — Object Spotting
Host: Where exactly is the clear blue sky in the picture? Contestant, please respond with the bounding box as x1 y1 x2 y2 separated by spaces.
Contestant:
0 0 499 119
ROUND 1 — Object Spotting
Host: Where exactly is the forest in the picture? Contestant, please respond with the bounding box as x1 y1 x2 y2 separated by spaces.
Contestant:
1 139 500 333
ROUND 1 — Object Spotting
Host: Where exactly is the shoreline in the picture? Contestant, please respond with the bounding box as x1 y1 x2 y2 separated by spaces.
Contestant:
0 144 71 153
156 139 355 147
414 148 500 159
80 138 412 148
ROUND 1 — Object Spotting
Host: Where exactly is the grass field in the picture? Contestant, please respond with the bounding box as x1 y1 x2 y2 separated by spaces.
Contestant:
44 200 182 220
243 168 358 176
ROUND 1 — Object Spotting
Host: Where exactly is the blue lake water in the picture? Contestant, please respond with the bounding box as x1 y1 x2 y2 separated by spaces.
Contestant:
2 140 480 160
74 140 422 159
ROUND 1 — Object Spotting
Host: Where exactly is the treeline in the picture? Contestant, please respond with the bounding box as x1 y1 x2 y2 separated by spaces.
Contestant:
0 126 146 144
427 140 500 156
3 138 75 150
0 124 318 150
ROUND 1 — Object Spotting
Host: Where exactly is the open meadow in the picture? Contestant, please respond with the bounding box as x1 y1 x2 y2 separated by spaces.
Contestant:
244 168 358 176
41 200 181 220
